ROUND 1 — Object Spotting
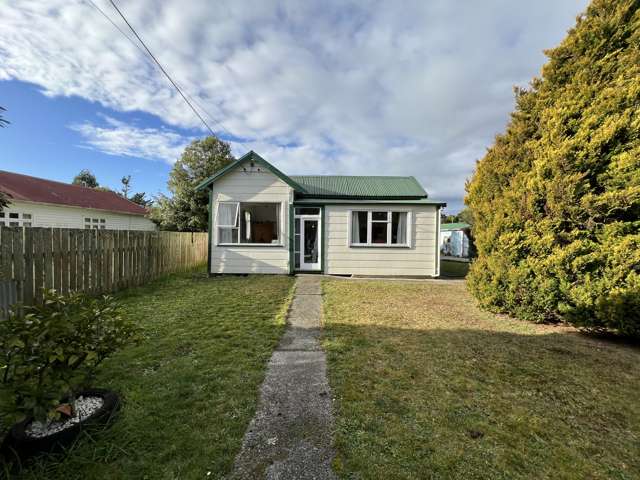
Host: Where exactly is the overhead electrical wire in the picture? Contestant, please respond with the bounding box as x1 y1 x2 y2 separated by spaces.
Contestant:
85 0 241 145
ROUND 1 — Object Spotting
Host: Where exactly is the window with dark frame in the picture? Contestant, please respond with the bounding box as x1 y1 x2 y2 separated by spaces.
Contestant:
295 207 320 215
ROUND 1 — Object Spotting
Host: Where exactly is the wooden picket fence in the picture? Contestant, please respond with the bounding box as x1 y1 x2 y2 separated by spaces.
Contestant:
0 227 208 308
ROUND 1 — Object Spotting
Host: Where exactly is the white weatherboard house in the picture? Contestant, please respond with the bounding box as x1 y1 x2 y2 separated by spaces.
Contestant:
0 170 156 231
197 151 446 277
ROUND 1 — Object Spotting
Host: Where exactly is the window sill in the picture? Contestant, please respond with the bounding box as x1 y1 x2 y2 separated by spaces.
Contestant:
217 243 284 248
349 244 411 249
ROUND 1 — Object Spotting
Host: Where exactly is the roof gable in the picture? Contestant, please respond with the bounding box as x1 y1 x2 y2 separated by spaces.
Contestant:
0 171 148 216
195 151 305 192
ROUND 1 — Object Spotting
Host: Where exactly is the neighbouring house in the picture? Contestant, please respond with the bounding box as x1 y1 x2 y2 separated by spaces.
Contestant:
440 222 471 258
196 151 446 277
0 170 156 231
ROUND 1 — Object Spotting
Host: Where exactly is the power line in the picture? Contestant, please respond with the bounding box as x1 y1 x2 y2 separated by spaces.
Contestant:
86 0 145 56
92 0 218 138
86 0 241 144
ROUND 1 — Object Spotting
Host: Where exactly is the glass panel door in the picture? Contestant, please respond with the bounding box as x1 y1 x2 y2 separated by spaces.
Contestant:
300 219 320 270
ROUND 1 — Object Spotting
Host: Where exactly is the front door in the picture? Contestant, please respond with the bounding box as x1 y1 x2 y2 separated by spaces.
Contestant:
300 218 321 270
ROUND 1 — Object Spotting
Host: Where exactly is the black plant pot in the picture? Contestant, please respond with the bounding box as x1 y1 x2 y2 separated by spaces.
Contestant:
0 388 120 462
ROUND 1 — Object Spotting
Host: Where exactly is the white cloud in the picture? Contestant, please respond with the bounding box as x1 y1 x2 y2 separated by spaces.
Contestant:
0 0 589 210
70 116 192 163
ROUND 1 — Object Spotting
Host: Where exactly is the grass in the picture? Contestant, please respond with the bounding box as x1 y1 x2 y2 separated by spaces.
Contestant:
322 279 640 480
1 271 294 479
440 258 469 278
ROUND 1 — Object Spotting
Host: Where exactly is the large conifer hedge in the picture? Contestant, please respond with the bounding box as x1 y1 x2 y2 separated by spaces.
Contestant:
465 0 640 336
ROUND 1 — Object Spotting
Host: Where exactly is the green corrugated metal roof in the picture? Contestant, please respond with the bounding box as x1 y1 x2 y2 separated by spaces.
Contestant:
441 222 471 231
196 151 433 201
294 198 446 206
290 175 427 198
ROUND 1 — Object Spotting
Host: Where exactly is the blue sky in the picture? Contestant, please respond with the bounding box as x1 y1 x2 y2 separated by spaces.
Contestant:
0 0 589 212
2 79 184 197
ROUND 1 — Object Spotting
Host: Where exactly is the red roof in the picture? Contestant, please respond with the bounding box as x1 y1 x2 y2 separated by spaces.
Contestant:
0 170 148 216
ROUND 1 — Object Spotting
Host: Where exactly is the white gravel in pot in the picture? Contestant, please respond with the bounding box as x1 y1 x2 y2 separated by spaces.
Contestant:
25 395 104 438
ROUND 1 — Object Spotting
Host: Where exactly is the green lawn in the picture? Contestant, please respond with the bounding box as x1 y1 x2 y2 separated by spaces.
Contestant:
2 271 294 479
440 258 470 278
322 279 640 480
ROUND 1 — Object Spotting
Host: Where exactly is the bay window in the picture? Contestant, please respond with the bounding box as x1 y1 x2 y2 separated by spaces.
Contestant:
350 210 409 246
217 202 280 245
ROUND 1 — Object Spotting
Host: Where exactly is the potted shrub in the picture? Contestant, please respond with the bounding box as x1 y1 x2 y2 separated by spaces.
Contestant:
0 290 138 461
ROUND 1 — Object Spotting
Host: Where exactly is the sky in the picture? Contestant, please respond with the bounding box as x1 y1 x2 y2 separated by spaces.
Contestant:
0 0 589 213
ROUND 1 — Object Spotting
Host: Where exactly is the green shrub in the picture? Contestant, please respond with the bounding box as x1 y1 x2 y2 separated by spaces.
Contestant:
465 0 640 336
0 290 139 422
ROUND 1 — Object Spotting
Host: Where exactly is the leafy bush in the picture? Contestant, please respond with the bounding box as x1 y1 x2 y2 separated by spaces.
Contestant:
0 290 139 422
465 0 640 336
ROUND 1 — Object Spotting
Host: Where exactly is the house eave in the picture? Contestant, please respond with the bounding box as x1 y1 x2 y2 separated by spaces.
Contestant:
6 198 150 217
293 198 447 206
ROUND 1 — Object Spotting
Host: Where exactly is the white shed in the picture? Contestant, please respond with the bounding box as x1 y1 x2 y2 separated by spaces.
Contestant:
197 151 445 277
440 222 471 258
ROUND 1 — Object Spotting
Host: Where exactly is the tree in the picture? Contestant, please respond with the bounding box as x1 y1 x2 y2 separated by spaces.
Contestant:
0 107 12 210
442 207 474 225
465 0 640 336
0 191 9 212
72 169 98 188
456 207 473 226
121 175 132 198
154 136 234 231
0 106 9 128
130 192 150 207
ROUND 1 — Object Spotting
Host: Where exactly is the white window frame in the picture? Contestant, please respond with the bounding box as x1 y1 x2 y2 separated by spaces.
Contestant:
216 202 240 244
0 211 34 227
85 216 107 230
348 209 412 248
216 201 283 246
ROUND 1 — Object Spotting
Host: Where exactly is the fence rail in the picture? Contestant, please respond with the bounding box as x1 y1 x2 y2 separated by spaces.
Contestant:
0 227 208 308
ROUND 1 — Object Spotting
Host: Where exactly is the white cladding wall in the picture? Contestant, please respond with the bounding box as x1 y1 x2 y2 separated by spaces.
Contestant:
324 204 439 276
210 167 292 274
3 200 156 231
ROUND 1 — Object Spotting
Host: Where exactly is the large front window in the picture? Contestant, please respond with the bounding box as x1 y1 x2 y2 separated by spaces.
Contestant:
350 210 408 246
217 202 281 245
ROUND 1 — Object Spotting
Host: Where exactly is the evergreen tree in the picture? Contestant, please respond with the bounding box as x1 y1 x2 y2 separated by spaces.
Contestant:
154 136 234 231
465 0 640 336
72 169 99 188
0 191 9 212
130 192 150 207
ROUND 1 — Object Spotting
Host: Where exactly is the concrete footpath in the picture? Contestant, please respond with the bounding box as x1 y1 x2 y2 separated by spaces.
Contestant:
229 275 336 480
